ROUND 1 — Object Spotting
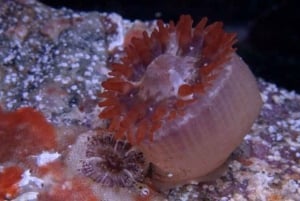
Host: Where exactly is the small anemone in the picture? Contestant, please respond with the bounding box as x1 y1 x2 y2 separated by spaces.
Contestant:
98 15 262 189
80 134 146 187
98 15 237 144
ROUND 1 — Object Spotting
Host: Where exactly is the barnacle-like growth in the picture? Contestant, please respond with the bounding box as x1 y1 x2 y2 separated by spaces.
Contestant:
99 15 262 188
80 133 146 187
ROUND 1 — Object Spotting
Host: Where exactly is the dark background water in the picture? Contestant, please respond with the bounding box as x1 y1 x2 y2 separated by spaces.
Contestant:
40 0 300 93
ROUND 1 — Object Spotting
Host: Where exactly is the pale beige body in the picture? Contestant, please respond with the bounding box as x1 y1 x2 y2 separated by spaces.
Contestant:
139 53 262 189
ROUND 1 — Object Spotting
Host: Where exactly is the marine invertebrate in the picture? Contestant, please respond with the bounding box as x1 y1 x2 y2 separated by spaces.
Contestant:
98 14 262 189
80 131 146 188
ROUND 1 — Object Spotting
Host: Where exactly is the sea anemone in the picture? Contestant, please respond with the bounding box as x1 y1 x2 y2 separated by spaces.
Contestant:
80 132 146 188
98 15 262 189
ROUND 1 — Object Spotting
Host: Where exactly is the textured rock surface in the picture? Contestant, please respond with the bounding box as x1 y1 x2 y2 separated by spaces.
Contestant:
0 0 299 200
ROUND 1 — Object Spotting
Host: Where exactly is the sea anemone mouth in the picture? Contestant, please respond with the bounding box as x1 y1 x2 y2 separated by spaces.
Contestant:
99 15 237 144
80 133 146 187
138 54 198 102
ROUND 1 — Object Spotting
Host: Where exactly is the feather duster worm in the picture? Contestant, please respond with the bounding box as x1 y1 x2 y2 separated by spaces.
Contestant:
80 133 146 187
99 15 262 189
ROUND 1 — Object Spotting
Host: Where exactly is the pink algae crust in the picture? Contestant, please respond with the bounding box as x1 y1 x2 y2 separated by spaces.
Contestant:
0 107 57 163
37 162 99 201
0 166 23 200
0 107 100 201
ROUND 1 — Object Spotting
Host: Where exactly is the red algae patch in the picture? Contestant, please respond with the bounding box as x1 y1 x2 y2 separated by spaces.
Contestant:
0 166 23 200
27 158 100 201
0 107 57 163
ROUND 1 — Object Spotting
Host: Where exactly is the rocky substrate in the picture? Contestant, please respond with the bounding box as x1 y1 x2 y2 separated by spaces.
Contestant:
0 1 299 201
